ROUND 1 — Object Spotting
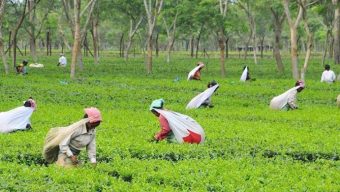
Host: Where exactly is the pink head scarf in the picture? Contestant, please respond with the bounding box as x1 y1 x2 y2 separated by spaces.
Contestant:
84 107 102 123
295 80 305 88
28 99 36 110
197 62 205 68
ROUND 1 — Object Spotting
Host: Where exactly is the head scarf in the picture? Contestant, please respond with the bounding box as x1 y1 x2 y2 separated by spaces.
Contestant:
23 98 36 110
84 107 102 123
149 99 164 111
295 80 305 88
197 62 205 68
28 99 36 110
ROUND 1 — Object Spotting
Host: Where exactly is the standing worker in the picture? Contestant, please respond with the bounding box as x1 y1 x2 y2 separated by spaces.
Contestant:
321 64 336 83
58 53 67 67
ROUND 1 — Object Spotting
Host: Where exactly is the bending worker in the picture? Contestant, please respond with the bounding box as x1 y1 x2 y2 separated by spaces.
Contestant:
43 107 102 167
188 62 205 80
270 80 305 110
150 99 205 144
0 97 36 133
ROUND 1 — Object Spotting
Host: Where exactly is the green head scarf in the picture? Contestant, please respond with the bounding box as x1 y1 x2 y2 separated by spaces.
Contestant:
149 99 164 111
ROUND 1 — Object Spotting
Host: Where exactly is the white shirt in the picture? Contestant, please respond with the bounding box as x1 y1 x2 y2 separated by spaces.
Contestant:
59 122 96 163
59 56 67 66
321 70 336 83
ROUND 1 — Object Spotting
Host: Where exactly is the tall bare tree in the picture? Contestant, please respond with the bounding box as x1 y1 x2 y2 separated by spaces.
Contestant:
64 0 96 78
10 0 28 68
26 0 51 63
0 0 8 74
239 1 257 65
143 0 163 74
333 0 340 64
218 0 228 77
283 0 304 80
300 0 314 80
271 5 286 73
90 2 100 64
163 11 178 63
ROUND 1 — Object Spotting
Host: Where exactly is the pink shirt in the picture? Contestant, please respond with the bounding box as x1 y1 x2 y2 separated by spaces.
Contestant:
154 114 171 141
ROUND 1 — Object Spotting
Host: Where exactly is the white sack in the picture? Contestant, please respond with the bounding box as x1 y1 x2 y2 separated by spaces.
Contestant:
186 84 219 109
270 87 299 110
0 106 34 133
240 67 248 81
29 63 44 68
155 109 205 143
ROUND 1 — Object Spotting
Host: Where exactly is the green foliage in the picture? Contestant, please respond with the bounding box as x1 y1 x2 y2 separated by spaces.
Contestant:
0 55 339 190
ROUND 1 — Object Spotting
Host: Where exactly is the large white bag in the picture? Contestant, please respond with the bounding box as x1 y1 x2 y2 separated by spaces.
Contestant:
0 106 34 133
155 109 205 143
186 84 219 109
240 67 248 81
270 87 299 110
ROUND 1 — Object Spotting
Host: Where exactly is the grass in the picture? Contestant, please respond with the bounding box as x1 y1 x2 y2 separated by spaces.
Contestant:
0 53 339 191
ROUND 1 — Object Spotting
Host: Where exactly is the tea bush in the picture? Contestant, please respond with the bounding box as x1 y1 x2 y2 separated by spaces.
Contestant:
0 54 339 191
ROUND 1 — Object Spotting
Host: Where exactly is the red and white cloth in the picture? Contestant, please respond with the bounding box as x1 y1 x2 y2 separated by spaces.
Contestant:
154 109 205 144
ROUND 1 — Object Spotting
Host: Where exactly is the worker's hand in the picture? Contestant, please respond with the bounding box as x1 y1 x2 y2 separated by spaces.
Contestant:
71 155 78 165
148 136 158 143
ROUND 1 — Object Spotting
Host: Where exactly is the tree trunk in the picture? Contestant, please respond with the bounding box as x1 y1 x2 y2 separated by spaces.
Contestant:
46 28 50 56
155 32 159 57
322 32 330 65
244 34 251 60
0 0 8 74
119 33 124 58
8 31 11 57
91 17 99 64
283 0 303 80
333 0 340 64
271 7 285 73
301 13 313 80
290 28 299 79
28 0 37 62
225 37 229 59
146 31 153 73
252 21 258 64
218 29 226 77
273 26 284 73
195 25 203 59
195 36 200 59
70 0 81 79
260 36 264 58
190 35 194 58
11 0 28 68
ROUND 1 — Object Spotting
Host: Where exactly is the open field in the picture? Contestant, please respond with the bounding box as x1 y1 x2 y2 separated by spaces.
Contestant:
0 54 339 191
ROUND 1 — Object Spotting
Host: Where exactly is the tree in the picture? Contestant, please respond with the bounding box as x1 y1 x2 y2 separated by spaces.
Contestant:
63 0 97 78
283 0 304 80
300 0 315 80
161 0 179 63
0 0 8 74
238 0 258 64
143 0 163 74
333 0 340 64
25 0 53 63
113 0 144 61
217 0 228 77
9 0 28 68
270 1 286 73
